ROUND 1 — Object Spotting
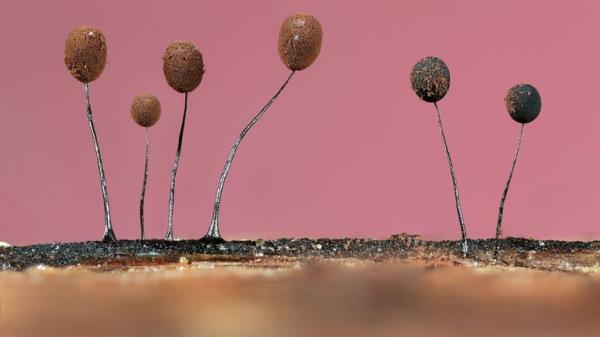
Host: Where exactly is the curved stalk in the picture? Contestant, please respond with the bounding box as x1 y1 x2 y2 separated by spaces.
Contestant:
166 93 189 240
140 128 150 241
84 83 116 242
433 102 468 257
205 71 296 240
494 123 524 259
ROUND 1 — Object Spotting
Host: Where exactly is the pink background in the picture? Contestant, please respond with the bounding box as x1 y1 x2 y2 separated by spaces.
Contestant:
0 0 598 245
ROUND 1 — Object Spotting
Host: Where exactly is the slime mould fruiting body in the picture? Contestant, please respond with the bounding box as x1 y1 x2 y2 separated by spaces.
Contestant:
410 56 450 103
131 94 161 128
163 41 205 93
277 13 323 71
64 26 107 83
64 26 116 242
410 56 468 257
163 41 205 240
505 84 542 124
495 84 542 259
131 94 162 241
204 13 323 241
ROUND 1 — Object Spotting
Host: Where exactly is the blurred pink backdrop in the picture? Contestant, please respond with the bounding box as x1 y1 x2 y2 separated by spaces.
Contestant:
0 0 598 245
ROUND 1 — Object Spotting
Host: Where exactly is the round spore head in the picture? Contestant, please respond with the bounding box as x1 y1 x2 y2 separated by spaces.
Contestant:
163 41 205 93
64 26 107 83
278 13 323 71
505 84 541 124
410 57 450 103
131 93 161 128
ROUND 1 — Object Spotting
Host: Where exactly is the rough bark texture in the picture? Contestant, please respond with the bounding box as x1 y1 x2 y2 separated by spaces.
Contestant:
1 235 598 272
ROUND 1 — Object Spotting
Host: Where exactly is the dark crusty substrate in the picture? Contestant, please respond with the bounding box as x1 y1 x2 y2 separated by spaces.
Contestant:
1 234 598 271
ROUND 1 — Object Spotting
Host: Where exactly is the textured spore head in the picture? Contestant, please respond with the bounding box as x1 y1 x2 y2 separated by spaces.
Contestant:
64 26 107 83
278 13 323 71
410 56 450 103
131 93 161 128
163 41 205 93
505 84 541 124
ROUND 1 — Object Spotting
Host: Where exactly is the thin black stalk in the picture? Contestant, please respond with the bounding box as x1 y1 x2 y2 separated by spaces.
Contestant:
494 123 524 260
140 128 150 241
433 102 468 257
205 71 296 240
84 83 116 242
166 93 189 240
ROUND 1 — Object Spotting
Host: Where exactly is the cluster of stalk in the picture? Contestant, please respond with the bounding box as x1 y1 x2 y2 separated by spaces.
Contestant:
63 14 323 243
64 19 542 260
410 57 542 258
